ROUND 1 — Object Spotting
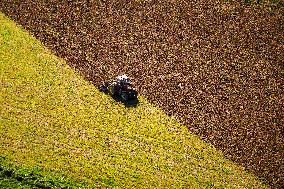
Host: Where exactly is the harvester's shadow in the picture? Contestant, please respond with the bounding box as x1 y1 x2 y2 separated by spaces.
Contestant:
98 86 139 108
112 95 139 108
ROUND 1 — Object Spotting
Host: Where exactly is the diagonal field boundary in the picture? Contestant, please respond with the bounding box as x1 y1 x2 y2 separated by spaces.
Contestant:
0 0 283 188
0 12 270 188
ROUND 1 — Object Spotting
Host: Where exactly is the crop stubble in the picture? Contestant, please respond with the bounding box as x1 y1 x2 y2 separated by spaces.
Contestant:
0 0 283 188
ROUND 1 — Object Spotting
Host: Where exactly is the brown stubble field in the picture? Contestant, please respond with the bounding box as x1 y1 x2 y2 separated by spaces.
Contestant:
1 0 283 188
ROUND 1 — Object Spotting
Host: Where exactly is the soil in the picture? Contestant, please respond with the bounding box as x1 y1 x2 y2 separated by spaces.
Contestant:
1 0 283 188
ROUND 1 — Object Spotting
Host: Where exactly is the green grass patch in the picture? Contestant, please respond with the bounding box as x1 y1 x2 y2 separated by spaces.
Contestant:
0 12 269 188
0 156 89 189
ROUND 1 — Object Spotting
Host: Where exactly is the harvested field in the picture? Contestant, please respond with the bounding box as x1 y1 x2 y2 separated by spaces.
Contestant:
1 0 283 188
0 12 269 188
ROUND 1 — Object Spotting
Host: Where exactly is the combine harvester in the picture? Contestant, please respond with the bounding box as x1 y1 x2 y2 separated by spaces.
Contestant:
98 74 139 107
